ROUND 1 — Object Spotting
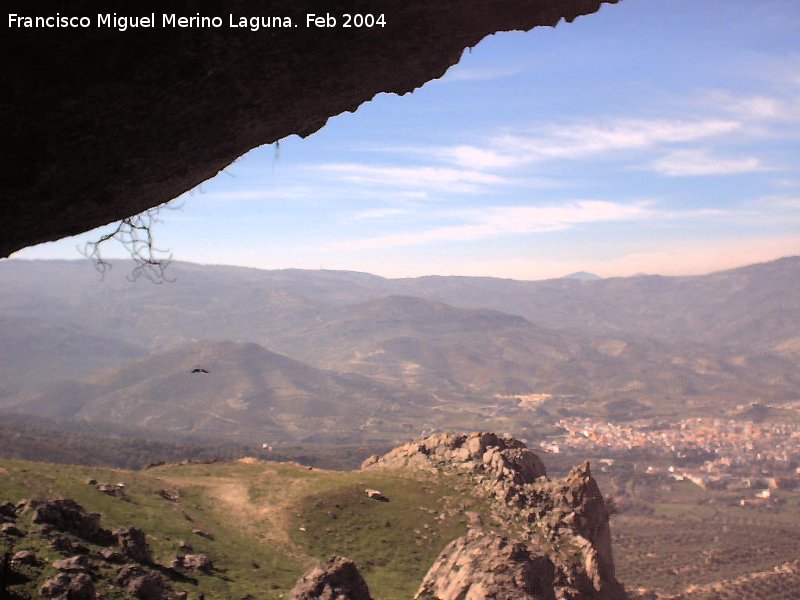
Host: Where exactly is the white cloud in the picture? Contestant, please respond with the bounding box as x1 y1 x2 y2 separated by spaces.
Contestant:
332 200 653 250
352 208 408 220
443 145 522 170
705 90 800 124
438 118 741 170
182 187 314 202
503 118 740 157
750 195 800 210
650 149 765 176
319 163 508 194
729 96 786 120
443 65 524 82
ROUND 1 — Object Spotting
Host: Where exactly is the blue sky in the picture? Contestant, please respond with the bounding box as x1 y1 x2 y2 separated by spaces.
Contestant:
13 0 800 279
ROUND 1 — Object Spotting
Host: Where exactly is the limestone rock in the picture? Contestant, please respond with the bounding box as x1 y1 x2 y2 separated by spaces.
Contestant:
114 526 153 564
0 502 17 520
549 463 623 600
178 553 214 573
366 432 625 600
291 555 373 600
11 550 37 566
116 563 177 600
364 431 546 502
40 572 95 600
52 554 94 572
100 549 127 564
414 529 556 600
365 489 389 502
29 498 111 542
0 522 25 537
50 535 89 555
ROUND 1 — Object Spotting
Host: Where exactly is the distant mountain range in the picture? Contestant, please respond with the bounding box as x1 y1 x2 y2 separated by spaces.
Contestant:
0 256 798 441
1 341 430 443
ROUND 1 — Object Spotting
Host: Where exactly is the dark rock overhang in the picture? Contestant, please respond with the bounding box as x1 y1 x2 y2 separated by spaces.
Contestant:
2 0 619 257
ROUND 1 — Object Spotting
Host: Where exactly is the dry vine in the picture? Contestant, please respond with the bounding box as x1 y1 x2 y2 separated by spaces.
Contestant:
80 205 176 283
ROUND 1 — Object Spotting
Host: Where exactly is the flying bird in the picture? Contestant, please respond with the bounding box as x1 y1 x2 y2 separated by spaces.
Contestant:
191 368 209 374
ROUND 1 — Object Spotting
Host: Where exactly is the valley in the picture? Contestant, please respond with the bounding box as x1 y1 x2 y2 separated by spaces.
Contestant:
1 257 799 599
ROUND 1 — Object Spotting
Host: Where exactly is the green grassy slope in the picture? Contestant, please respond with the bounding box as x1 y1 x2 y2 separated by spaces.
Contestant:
0 458 494 600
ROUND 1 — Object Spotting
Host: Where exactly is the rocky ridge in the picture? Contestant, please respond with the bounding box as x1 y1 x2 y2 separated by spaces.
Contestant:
2 497 185 600
362 431 625 600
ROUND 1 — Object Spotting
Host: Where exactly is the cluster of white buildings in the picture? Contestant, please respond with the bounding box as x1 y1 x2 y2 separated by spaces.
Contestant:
546 416 800 492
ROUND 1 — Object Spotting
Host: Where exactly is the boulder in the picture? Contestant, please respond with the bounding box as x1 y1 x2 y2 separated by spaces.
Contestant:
11 550 37 566
365 489 389 502
291 555 373 600
414 529 556 600
97 483 124 497
29 499 111 542
114 526 153 564
50 535 89 555
0 522 25 537
40 572 95 600
192 528 214 539
52 554 94 572
0 502 17 520
100 549 127 564
179 553 214 573
116 563 177 600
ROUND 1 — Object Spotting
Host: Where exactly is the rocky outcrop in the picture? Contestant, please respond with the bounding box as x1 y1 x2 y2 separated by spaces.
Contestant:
40 572 95 600
11 550 37 567
26 498 111 543
0 522 25 537
291 555 373 600
550 463 618 597
364 431 547 504
415 529 556 600
114 526 153 564
173 553 214 573
52 554 95 573
116 564 178 600
3 1 619 257
0 502 17 521
365 432 625 600
50 534 90 555
4 496 184 599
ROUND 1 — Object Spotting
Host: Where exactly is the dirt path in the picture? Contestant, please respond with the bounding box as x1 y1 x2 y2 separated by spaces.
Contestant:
164 465 322 564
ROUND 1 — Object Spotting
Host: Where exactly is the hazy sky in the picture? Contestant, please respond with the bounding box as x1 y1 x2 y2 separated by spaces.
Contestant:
13 0 800 279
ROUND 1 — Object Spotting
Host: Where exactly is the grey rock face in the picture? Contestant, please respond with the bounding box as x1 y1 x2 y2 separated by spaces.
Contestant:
414 529 556 600
364 431 546 490
366 431 625 600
